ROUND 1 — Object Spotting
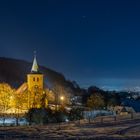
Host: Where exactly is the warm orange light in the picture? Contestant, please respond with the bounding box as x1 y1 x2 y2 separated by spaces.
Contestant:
60 96 64 101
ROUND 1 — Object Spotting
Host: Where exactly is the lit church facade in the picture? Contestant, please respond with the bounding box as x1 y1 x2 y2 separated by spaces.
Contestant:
27 54 44 92
27 54 45 108
16 53 48 110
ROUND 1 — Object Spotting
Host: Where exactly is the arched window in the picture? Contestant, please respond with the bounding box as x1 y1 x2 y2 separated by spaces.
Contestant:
37 77 39 82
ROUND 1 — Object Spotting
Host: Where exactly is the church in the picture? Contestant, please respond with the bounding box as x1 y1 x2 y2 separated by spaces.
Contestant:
16 53 48 110
27 53 44 92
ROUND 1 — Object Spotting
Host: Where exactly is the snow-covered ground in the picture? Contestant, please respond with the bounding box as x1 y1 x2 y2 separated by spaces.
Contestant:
0 117 28 126
83 110 114 120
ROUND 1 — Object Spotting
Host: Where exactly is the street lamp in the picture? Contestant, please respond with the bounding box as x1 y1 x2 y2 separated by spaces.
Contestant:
60 96 64 101
60 96 64 106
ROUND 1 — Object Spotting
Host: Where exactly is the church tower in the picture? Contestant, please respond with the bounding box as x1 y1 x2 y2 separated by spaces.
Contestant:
27 52 44 92
27 52 45 108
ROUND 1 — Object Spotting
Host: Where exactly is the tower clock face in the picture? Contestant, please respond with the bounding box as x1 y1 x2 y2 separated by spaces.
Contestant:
31 85 39 93
34 85 39 92
34 85 38 89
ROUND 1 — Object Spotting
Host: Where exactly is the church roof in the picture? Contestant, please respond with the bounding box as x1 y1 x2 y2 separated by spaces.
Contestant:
16 82 28 94
29 51 43 74
31 53 39 73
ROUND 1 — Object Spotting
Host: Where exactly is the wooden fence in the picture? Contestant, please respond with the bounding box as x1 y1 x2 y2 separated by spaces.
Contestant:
82 113 140 124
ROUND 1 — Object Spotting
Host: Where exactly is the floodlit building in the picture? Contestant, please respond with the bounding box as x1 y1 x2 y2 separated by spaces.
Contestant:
16 53 47 109
27 53 44 92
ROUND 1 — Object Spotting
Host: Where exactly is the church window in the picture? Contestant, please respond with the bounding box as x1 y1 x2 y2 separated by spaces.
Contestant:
33 77 35 81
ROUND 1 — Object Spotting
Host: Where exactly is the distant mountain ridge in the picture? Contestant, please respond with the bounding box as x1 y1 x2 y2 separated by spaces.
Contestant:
0 57 84 96
0 57 69 89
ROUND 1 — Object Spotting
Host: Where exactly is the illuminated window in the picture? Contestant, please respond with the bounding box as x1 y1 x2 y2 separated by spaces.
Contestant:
37 77 39 82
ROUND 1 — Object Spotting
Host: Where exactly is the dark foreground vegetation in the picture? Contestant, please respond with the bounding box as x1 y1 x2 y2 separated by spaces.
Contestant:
26 107 84 125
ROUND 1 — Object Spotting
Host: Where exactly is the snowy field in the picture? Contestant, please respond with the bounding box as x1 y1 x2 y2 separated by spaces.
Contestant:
0 117 28 126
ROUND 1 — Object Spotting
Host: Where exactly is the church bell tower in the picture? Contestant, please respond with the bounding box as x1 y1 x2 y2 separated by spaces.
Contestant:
27 52 44 92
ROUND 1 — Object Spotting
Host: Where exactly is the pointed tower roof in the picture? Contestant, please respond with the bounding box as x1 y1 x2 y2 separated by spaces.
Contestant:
31 51 39 73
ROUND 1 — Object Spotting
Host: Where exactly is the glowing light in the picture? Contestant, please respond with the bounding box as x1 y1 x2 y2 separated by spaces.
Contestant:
60 96 64 101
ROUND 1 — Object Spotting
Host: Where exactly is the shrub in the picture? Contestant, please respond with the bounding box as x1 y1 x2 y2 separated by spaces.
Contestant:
69 107 83 121
26 108 53 125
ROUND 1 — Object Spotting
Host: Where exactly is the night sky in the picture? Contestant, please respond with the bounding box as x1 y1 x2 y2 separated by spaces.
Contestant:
0 0 140 90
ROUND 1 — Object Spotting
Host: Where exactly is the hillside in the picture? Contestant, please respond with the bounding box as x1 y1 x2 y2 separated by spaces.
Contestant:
1 57 140 109
0 57 81 94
